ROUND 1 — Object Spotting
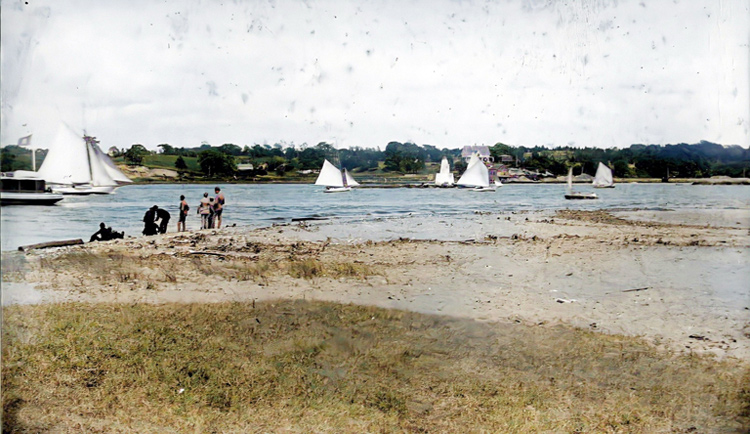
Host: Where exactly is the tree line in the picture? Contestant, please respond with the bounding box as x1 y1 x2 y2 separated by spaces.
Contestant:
2 140 749 179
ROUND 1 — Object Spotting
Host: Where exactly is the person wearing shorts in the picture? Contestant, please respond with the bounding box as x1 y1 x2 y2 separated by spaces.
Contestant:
214 186 225 228
198 193 211 229
177 195 189 232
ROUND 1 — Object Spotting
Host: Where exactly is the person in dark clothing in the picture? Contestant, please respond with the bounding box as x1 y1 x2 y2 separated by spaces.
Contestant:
143 206 159 236
91 222 124 242
156 207 171 234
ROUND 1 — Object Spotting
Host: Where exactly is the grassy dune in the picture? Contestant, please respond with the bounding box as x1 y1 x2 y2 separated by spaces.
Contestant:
3 300 749 433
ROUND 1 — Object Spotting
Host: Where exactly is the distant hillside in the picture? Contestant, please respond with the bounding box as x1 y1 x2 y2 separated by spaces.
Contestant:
2 140 748 179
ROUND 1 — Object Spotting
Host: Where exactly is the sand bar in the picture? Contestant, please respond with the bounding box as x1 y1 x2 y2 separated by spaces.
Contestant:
2 208 749 360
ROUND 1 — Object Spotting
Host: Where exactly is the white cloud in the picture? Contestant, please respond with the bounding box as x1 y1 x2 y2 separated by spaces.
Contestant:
1 0 748 150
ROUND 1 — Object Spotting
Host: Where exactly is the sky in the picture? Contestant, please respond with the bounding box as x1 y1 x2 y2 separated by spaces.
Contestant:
1 0 748 151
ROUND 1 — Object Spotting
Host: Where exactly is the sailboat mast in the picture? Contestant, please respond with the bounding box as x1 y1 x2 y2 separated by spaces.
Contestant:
85 139 94 183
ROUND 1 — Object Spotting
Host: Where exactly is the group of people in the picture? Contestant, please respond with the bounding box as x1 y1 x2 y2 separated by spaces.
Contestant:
192 186 225 230
142 186 225 235
142 204 172 236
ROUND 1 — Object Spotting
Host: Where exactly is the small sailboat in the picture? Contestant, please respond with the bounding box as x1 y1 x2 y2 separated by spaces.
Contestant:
434 157 455 187
315 159 356 193
592 162 615 188
457 154 495 192
565 167 597 200
37 123 130 195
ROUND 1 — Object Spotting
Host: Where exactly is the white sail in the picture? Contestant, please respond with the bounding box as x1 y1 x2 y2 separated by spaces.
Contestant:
92 144 132 184
456 155 489 187
314 159 345 187
435 157 454 186
343 169 359 187
38 123 93 185
566 167 573 193
592 162 614 187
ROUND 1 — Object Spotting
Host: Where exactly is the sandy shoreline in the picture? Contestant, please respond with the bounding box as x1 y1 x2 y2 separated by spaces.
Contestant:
2 208 749 361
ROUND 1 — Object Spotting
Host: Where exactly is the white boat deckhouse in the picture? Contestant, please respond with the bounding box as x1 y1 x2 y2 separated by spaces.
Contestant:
37 123 131 195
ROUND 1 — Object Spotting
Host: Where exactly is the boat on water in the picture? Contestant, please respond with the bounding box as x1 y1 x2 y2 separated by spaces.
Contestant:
592 162 615 188
36 123 131 195
565 167 597 200
434 157 455 187
456 154 496 192
315 159 358 193
0 172 63 205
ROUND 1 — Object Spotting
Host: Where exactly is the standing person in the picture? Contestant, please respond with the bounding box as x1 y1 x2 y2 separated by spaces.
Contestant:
214 186 225 229
142 206 159 236
198 192 211 229
208 197 216 229
155 206 171 234
177 195 189 232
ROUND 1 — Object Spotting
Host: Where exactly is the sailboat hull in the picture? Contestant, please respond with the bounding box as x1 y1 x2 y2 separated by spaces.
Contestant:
51 185 116 195
565 193 598 200
471 186 497 192
324 187 351 193
593 185 615 189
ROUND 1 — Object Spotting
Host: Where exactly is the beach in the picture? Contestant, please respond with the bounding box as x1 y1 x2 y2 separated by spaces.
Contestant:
4 208 749 360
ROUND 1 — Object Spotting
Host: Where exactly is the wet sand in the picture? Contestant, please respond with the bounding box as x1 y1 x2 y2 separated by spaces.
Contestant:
2 209 749 360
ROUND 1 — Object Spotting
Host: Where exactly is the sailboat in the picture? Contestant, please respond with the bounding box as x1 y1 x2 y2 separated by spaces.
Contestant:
592 162 615 188
314 159 357 193
434 157 455 187
565 167 597 200
37 123 130 195
456 154 495 192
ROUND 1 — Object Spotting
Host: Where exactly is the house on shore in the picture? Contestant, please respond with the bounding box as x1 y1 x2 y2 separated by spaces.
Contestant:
461 146 493 164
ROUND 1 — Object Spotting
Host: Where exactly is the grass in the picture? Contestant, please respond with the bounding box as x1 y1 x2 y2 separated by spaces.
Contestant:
3 300 748 433
28 250 378 292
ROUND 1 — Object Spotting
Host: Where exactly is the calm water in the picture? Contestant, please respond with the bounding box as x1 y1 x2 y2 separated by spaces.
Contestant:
2 183 749 251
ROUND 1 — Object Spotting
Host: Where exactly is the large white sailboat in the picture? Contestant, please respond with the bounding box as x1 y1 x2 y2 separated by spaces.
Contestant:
37 124 130 195
456 154 496 191
434 157 455 187
314 159 358 193
592 162 615 188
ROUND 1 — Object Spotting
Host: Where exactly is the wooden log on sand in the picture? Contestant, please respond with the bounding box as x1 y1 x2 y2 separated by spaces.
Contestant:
18 239 84 252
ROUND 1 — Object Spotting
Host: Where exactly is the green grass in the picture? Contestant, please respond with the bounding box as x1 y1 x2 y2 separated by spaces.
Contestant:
113 155 201 173
3 301 748 433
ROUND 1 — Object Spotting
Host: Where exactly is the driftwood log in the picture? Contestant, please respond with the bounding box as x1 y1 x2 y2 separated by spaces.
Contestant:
18 239 84 252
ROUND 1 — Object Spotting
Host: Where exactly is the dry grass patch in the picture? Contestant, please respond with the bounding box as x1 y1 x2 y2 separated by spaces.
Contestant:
287 258 377 280
3 301 748 433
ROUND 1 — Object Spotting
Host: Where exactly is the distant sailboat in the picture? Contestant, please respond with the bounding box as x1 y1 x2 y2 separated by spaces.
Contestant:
565 167 597 200
592 162 615 188
434 157 455 187
37 123 130 195
457 154 495 191
315 159 356 193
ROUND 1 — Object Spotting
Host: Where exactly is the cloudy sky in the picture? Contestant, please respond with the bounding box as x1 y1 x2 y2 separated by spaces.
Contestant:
1 0 748 151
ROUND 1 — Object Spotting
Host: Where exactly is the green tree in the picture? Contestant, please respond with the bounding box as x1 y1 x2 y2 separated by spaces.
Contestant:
158 144 176 155
218 143 243 156
124 144 149 165
198 149 236 177
175 155 188 170
1 149 17 171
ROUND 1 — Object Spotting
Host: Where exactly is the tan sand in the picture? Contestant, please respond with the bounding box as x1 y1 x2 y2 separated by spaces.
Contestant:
2 209 749 360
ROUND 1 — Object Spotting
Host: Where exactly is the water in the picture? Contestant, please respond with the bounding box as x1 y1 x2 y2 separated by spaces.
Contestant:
2 183 749 251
